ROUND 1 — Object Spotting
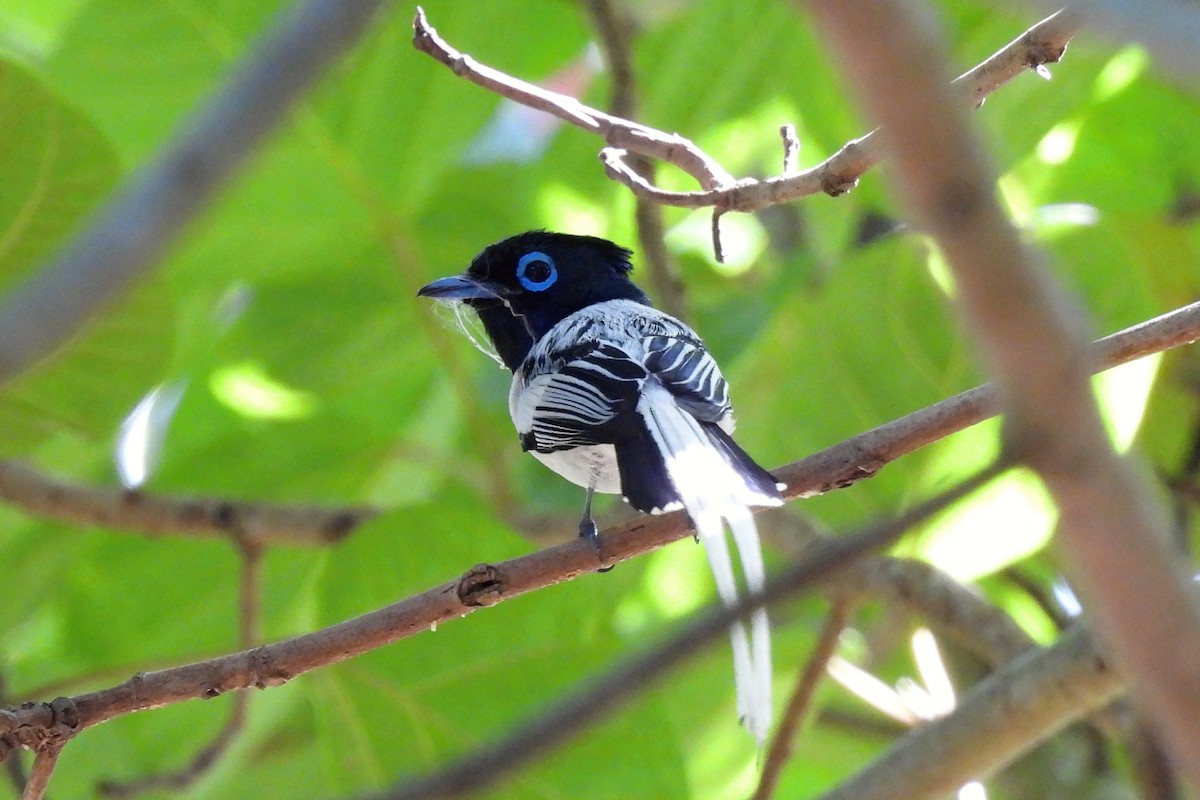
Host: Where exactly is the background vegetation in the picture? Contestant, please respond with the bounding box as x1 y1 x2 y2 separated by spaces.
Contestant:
1 0 1198 798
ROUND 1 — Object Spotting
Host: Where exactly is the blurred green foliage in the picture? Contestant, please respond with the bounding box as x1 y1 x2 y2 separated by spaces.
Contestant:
1 1 1199 798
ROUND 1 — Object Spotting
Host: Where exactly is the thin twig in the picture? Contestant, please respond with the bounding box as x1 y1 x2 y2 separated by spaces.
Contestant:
843 557 1035 667
413 8 1079 215
754 597 855 800
412 8 733 189
0 0 391 384
95 696 248 798
0 460 372 546
19 744 61 800
1000 566 1074 632
1022 0 1200 79
808 0 1200 781
365 462 1006 800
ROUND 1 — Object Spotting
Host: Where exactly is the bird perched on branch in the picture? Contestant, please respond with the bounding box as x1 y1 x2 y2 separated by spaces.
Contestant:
419 230 783 743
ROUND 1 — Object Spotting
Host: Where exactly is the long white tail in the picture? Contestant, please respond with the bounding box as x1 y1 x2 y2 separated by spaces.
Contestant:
639 385 781 745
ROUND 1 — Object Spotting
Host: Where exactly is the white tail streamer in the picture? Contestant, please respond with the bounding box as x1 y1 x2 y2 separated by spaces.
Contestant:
639 385 776 744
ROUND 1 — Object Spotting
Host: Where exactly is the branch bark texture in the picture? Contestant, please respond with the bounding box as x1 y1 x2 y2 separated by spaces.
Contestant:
805 0 1200 782
413 7 1079 215
817 625 1122 800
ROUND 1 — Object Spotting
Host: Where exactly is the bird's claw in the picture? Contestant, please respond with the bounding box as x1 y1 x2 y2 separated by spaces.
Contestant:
578 518 612 573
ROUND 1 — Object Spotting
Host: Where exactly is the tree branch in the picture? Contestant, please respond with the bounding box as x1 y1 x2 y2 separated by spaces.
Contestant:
19 744 61 800
0 0 391 384
364 463 1005 800
0 300 1196 781
816 624 1122 800
807 0 1200 781
0 460 372 546
0 462 1003 782
413 8 1080 216
754 597 855 800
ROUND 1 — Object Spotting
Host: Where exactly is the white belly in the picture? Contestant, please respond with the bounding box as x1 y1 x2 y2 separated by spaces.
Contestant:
529 444 621 494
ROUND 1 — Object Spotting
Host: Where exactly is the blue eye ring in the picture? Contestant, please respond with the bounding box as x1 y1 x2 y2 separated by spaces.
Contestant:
516 251 557 292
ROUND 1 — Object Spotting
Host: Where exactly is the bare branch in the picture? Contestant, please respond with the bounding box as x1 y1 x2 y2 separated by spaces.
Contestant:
0 462 1002 786
365 462 1005 800
1022 0 1200 79
411 7 734 190
0 460 371 546
0 0 391 384
843 556 1036 667
955 7 1082 106
413 8 1079 214
754 598 855 800
0 298 1195 774
807 0 1200 780
816 624 1122 800
20 744 61 800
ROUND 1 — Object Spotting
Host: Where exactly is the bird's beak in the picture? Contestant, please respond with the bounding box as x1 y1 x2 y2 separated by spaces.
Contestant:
417 275 504 302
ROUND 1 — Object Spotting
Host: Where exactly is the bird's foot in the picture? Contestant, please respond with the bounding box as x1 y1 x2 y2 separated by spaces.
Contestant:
578 517 612 573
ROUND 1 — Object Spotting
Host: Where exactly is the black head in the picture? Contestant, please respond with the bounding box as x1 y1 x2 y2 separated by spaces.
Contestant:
418 231 652 365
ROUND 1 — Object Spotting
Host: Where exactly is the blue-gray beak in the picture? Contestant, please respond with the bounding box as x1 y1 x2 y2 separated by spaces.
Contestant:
417 274 504 302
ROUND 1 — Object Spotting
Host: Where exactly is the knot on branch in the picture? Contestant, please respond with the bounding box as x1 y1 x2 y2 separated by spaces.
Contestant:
247 646 291 689
458 563 506 607
1025 36 1070 69
0 697 79 757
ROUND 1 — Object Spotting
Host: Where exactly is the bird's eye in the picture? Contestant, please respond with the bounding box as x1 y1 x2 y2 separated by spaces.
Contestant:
516 251 557 292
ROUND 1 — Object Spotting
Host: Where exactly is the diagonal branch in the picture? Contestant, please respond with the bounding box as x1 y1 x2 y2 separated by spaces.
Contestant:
19 744 61 800
413 8 1081 215
815 624 1122 800
363 462 1005 800
807 0 1200 782
0 0 391 385
0 462 1003 770
754 597 856 800
0 301 1196 775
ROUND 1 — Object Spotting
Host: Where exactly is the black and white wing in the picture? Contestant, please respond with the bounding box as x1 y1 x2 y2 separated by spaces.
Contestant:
638 328 781 507
513 341 646 454
643 333 731 425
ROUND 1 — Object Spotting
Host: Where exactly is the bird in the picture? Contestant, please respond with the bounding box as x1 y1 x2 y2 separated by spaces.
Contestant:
418 230 784 744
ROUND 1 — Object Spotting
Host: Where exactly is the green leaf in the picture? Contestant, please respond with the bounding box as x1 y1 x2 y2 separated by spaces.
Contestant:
0 58 173 454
